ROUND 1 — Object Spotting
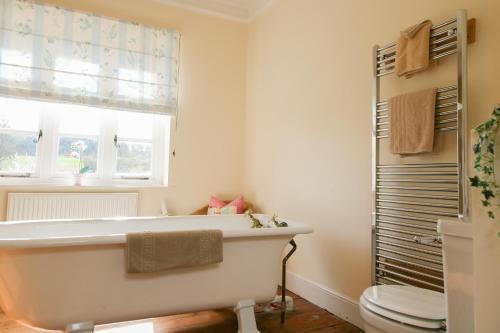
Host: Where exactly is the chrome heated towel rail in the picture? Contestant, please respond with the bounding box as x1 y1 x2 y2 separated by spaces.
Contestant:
371 10 473 292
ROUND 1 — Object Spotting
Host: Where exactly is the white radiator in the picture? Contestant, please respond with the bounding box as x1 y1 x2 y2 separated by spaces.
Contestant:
7 193 138 221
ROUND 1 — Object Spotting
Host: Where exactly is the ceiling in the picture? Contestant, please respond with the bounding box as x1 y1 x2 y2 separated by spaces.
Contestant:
156 0 274 22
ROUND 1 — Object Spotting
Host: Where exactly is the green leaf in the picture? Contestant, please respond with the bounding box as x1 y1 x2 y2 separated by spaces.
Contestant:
488 211 496 220
488 143 495 154
79 166 91 174
482 189 495 200
473 143 481 154
470 176 480 187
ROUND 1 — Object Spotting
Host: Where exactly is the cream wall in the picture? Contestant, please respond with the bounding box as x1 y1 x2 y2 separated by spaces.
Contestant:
244 0 500 322
0 0 248 219
1 0 499 330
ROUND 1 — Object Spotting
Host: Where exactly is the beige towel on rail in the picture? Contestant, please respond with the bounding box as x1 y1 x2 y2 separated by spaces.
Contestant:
395 20 433 78
389 88 437 155
127 230 223 273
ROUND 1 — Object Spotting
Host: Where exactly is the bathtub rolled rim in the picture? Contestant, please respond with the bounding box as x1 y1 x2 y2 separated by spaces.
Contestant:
0 214 313 249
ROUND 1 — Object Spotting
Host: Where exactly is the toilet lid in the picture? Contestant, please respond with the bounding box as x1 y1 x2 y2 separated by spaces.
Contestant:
361 285 445 329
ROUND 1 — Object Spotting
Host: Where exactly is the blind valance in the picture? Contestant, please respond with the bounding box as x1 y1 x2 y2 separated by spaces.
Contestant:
0 0 180 114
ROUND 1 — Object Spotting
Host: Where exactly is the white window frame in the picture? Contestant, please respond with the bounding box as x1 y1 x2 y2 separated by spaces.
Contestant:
0 126 41 177
0 99 172 188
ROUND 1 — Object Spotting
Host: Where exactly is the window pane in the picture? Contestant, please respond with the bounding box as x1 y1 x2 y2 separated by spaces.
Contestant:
59 105 100 136
0 98 39 131
117 112 153 140
0 132 37 173
57 137 98 174
116 141 152 176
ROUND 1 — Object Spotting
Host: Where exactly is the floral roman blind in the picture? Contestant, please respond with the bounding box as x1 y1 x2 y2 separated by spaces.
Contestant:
0 0 180 114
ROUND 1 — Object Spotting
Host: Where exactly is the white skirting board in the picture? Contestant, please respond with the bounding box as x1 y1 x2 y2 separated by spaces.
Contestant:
284 271 363 329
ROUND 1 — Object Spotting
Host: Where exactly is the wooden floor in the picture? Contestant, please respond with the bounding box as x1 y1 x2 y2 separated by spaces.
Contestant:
0 290 363 333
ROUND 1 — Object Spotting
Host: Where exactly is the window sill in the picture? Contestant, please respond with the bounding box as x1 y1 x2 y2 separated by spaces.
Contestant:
0 177 167 189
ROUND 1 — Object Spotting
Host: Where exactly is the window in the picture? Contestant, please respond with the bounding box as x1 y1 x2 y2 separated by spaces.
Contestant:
0 103 39 175
0 97 171 186
0 1 179 187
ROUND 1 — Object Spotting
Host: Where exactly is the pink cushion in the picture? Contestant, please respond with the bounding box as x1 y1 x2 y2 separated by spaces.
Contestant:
208 195 245 214
209 196 227 209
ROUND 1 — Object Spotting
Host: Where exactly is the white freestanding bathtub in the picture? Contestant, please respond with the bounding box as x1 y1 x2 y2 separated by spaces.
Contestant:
0 214 312 332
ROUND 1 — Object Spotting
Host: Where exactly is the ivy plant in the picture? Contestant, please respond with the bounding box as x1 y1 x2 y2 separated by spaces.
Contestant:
470 106 500 220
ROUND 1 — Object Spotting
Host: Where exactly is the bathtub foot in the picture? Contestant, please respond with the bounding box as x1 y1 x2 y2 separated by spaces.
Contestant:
234 299 260 333
65 321 94 333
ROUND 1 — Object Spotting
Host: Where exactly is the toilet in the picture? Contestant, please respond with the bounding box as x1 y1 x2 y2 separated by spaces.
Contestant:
359 285 445 333
359 219 473 333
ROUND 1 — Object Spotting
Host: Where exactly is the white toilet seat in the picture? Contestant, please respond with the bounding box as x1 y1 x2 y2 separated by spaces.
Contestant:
360 285 445 330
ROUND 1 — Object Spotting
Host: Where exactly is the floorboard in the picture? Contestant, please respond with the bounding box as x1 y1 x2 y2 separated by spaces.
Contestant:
0 290 364 333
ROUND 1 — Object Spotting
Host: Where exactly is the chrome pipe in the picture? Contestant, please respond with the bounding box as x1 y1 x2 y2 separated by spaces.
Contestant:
437 93 457 100
376 38 457 70
376 274 410 286
376 226 438 239
370 44 380 286
431 34 457 46
376 232 442 249
376 126 457 138
457 9 469 218
377 90 457 106
376 110 457 120
376 163 457 168
432 41 457 53
377 49 457 76
376 246 442 265
376 178 458 183
377 101 457 113
376 171 458 176
377 212 438 223
376 253 443 273
377 192 459 200
376 260 443 281
436 117 458 125
376 239 442 257
377 117 457 127
376 68 395 77
433 48 457 60
432 17 457 30
376 185 458 192
376 219 436 231
431 26 457 39
438 85 458 93
435 110 458 117
376 205 458 217
376 54 396 65
376 268 444 290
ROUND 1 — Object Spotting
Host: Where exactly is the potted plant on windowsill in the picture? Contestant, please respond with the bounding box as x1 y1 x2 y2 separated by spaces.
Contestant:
70 140 91 186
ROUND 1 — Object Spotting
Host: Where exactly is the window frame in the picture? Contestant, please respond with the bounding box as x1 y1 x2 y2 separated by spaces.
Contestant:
0 99 172 188
0 108 42 177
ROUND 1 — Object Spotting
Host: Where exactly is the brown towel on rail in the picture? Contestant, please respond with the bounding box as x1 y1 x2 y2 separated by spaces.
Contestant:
389 88 437 155
395 20 433 78
127 230 223 273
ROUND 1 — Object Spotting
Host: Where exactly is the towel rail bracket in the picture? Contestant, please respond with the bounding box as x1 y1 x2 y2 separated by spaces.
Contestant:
467 18 476 44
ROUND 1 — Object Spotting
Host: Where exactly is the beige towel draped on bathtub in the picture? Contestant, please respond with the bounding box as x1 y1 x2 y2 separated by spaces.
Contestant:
389 88 437 155
395 20 433 78
127 230 223 273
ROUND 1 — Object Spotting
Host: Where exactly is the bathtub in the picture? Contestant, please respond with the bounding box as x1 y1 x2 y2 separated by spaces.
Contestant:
0 214 312 332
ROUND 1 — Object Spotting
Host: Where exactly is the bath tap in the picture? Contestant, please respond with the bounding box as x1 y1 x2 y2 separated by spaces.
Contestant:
270 214 288 228
245 210 264 228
